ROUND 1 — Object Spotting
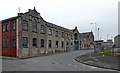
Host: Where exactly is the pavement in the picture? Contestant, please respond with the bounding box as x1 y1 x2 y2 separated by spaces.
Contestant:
75 52 120 71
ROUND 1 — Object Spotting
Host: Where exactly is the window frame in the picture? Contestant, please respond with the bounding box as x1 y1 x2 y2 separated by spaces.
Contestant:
22 37 28 48
66 42 69 48
6 24 9 32
75 33 78 40
33 38 37 47
12 36 16 47
6 37 9 48
55 30 58 37
41 25 45 34
2 38 5 48
71 43 73 48
48 29 52 35
32 19 37 32
41 39 44 48
13 22 16 30
22 20 28 31
61 41 64 48
61 32 64 38
56 41 58 48
2 25 5 32
49 40 52 48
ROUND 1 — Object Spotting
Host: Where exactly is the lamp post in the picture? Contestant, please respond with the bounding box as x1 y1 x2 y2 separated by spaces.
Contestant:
107 34 109 41
98 28 100 52
90 23 97 52
90 23 97 41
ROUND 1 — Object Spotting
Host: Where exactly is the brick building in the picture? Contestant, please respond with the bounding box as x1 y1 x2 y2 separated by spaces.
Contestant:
1 8 94 58
0 21 2 55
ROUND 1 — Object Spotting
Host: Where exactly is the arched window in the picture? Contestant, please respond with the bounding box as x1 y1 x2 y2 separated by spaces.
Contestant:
75 33 78 40
22 37 28 48
32 19 37 32
41 25 45 34
41 39 44 48
22 20 28 30
33 38 37 47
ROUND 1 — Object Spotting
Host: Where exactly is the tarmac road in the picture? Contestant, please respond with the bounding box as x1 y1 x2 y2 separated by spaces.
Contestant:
2 49 114 71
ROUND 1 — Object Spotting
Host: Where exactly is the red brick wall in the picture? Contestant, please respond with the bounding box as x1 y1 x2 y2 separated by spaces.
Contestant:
2 18 17 57
0 22 2 56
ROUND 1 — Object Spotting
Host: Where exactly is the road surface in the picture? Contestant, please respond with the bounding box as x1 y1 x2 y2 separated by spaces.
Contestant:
2 50 113 71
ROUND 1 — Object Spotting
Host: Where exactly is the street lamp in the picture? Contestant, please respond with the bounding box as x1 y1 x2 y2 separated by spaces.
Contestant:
90 23 97 53
90 23 97 41
107 34 109 41
98 28 100 52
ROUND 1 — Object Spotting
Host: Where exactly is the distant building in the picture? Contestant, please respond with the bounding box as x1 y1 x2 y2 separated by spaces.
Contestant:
103 40 113 50
80 32 94 49
1 8 94 58
94 40 104 52
114 35 120 48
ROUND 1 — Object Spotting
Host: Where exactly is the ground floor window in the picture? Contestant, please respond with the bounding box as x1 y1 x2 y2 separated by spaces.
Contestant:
33 38 37 47
49 40 52 48
56 41 58 48
41 39 44 48
2 38 5 48
6 37 9 48
12 36 16 47
61 41 64 48
71 43 73 48
22 37 28 48
67 42 69 48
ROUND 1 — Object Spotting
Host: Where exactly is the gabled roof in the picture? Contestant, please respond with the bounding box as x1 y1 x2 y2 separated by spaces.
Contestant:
80 31 93 35
46 22 73 33
80 31 94 37
2 16 18 23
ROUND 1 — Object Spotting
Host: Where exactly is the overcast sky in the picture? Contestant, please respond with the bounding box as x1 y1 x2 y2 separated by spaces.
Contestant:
0 0 119 41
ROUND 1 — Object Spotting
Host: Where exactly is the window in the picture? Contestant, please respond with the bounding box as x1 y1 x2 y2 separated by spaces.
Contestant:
56 41 58 48
67 34 68 38
32 19 37 32
71 35 72 39
61 41 64 48
41 39 44 48
12 36 16 47
71 43 73 48
2 38 5 48
22 37 28 48
49 40 52 48
61 32 64 38
56 31 58 36
2 25 5 32
13 22 16 30
48 29 52 35
6 24 9 32
33 38 37 47
75 33 78 40
67 42 69 48
6 37 9 48
41 25 45 34
22 20 28 30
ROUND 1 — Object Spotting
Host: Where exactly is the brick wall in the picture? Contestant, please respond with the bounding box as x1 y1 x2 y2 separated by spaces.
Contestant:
2 18 17 57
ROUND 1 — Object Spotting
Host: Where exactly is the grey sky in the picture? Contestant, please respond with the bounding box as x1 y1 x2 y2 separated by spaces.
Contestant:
0 0 119 41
